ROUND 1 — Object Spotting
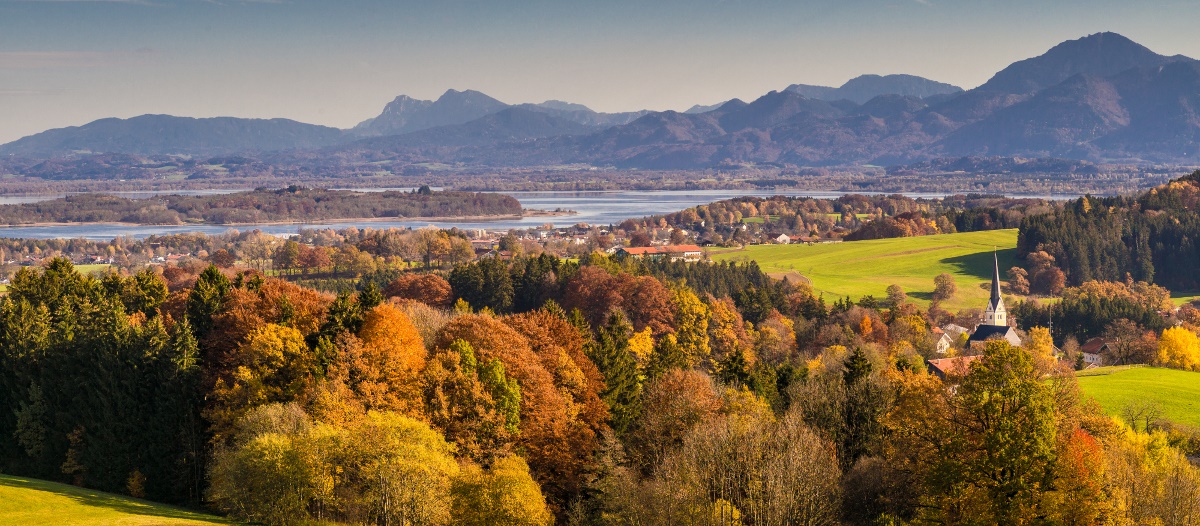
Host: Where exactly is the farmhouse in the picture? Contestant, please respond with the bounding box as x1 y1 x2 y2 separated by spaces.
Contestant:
967 252 1022 348
1080 338 1113 366
616 244 704 262
926 355 982 381
941 323 970 341
931 327 953 354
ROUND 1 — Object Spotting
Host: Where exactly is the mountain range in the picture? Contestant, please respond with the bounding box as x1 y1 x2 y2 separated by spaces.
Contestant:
3 32 1198 168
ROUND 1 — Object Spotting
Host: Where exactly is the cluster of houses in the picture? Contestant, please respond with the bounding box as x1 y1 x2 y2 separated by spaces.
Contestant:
467 223 709 262
925 253 1026 380
922 251 1163 379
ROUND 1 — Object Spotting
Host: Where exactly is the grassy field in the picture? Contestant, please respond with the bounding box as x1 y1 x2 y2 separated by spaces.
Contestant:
1076 366 1200 428
712 229 1019 312
74 264 114 275
1171 291 1200 307
0 474 229 525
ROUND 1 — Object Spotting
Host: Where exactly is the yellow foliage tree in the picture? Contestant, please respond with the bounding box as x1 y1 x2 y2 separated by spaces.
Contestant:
357 303 428 416
628 327 655 365
1158 326 1200 371
673 287 711 367
451 455 554 526
344 411 459 526
207 323 315 441
1026 326 1058 375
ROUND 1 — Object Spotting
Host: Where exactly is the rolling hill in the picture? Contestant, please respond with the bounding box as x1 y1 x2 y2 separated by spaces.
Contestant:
710 229 1020 313
1077 366 1200 428
0 474 228 525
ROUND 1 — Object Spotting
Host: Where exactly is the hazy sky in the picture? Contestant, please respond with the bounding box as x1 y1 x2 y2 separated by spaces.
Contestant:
2 0 1199 143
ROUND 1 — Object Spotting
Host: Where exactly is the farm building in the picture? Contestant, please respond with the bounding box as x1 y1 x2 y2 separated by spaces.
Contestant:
616 244 704 262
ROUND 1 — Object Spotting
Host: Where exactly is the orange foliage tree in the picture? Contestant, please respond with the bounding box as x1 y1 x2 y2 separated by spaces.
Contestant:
355 303 428 417
383 273 454 308
434 313 598 513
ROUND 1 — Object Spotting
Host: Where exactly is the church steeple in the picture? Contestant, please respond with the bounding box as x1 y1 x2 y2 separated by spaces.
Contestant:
983 251 1007 326
989 250 1002 310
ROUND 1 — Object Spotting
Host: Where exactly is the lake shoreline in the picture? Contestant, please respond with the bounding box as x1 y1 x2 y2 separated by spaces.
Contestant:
0 209 576 229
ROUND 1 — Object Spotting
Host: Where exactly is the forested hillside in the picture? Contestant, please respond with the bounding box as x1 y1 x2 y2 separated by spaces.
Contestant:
1 252 1198 525
1019 170 1200 290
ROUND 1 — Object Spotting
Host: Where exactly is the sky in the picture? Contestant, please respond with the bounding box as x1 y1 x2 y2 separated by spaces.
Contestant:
2 0 1199 143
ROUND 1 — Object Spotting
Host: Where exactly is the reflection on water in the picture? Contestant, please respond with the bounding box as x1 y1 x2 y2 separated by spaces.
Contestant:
0 189 1077 240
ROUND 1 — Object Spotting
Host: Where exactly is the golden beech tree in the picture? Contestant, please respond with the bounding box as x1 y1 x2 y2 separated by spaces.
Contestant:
206 323 315 442
627 327 655 365
672 287 711 367
452 455 554 526
1157 326 1200 371
1026 326 1060 376
707 296 754 366
356 303 429 417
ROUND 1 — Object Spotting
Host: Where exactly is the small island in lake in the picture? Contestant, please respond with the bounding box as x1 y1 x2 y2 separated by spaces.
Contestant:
0 185 525 226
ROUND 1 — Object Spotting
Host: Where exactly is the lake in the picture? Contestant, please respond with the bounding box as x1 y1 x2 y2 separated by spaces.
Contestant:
0 189 1078 240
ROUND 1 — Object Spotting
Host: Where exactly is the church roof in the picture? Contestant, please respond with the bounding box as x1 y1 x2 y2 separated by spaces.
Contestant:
967 324 1019 345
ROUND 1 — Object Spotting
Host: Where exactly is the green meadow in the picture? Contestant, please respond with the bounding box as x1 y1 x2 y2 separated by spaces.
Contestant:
1076 366 1200 428
0 474 229 525
712 229 1020 312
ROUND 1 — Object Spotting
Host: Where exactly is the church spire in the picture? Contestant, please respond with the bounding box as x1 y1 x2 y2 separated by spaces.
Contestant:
989 250 1002 309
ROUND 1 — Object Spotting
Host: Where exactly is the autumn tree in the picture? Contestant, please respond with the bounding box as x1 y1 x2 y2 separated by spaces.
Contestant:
1102 318 1157 366
1007 266 1030 295
356 303 428 416
1157 326 1200 371
885 284 907 307
421 339 518 462
434 314 595 512
626 369 721 474
384 273 454 308
673 287 711 367
205 324 316 443
452 455 554 526
504 309 609 442
561 266 623 330
932 273 957 303
943 341 1058 522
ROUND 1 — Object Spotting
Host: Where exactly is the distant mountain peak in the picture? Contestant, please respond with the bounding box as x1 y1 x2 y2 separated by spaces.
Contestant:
435 89 506 106
785 74 961 104
976 31 1189 94
534 100 594 113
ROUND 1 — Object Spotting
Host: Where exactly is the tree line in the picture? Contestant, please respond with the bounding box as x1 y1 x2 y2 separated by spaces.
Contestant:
0 186 522 225
1019 170 1200 291
0 254 1198 525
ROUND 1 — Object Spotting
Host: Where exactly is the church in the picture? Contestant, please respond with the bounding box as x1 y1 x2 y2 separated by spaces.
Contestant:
966 252 1022 348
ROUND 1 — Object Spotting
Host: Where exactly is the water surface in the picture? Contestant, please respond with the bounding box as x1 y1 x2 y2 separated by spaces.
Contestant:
0 189 1078 240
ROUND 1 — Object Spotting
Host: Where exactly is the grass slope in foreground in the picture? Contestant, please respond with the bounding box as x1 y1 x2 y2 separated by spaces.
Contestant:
0 474 228 526
712 229 1019 312
1076 366 1200 428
